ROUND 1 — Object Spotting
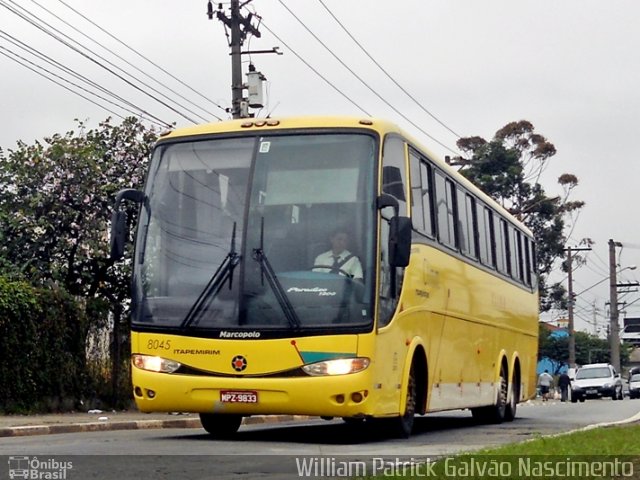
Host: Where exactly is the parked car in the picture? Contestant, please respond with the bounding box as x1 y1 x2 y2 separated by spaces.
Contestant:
571 363 624 402
628 373 640 399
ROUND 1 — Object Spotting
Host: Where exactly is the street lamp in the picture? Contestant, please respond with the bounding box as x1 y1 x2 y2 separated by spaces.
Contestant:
575 265 636 296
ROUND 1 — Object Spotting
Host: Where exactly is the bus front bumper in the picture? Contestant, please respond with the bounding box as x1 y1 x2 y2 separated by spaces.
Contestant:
132 367 377 418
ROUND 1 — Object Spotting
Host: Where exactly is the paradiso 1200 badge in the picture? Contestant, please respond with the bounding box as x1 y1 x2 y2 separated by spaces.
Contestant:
231 355 247 372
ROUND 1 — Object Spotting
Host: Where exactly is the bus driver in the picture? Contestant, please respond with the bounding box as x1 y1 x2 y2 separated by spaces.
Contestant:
312 229 363 280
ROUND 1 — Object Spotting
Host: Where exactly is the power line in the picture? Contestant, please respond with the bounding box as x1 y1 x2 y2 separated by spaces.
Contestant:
0 47 127 123
0 30 169 128
11 0 206 123
27 0 217 122
0 0 199 124
276 0 459 156
0 31 170 127
51 0 227 120
316 0 462 139
259 21 371 116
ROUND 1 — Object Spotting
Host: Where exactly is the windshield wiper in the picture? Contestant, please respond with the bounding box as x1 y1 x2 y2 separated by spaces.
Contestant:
180 222 240 330
251 217 301 329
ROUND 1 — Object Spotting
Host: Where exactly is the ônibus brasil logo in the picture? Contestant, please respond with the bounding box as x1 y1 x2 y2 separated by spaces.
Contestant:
8 456 73 479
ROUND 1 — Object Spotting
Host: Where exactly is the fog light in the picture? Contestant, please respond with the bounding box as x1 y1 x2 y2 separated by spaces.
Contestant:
146 389 156 399
351 392 363 403
134 386 143 397
335 394 345 404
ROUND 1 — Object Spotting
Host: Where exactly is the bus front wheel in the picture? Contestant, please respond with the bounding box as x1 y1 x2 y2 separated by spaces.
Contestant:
379 363 417 438
199 413 243 438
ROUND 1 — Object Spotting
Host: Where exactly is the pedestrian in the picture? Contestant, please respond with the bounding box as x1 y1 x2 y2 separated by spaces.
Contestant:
538 369 554 401
558 371 571 402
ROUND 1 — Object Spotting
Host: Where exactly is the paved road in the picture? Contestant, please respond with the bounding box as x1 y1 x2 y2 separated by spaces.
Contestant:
1 399 639 479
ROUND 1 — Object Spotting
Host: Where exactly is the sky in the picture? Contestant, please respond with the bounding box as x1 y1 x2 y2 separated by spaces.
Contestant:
1 0 639 333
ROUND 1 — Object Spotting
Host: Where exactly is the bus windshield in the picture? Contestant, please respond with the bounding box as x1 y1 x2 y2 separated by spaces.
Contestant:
132 132 377 335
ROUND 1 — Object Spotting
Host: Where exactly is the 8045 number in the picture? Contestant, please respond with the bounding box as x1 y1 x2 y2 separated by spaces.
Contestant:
147 339 171 350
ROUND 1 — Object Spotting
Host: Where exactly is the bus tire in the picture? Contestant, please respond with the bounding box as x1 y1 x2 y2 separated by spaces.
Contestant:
388 363 417 438
199 413 243 438
504 374 519 422
472 363 507 424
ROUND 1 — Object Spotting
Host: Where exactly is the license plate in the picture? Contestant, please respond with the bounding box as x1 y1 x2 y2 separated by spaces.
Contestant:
220 390 258 403
586 389 598 395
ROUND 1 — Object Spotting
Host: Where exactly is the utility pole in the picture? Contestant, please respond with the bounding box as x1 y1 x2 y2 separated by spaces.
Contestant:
565 245 591 367
608 240 639 372
229 0 244 119
567 247 576 368
210 0 263 119
609 239 621 373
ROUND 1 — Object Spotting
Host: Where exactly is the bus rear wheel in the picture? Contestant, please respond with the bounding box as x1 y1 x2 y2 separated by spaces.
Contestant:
504 376 519 422
199 413 243 438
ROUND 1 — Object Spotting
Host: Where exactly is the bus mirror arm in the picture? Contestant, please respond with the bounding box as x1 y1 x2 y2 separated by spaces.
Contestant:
110 188 145 261
377 194 411 268
376 193 399 216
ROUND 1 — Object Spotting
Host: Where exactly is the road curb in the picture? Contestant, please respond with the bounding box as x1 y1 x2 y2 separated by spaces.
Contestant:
0 415 310 438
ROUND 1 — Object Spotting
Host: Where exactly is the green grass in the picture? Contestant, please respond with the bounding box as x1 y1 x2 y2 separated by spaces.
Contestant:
356 424 640 479
470 423 640 456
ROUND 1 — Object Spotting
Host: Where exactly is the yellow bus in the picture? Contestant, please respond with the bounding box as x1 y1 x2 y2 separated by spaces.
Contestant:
111 116 539 438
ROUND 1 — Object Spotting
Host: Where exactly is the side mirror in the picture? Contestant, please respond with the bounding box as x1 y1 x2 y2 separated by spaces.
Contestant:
389 216 412 267
110 210 127 261
109 188 145 261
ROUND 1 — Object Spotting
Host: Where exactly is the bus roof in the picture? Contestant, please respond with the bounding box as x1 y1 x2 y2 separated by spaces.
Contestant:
159 116 532 237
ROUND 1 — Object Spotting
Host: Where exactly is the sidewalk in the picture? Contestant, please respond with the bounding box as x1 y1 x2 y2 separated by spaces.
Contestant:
0 411 307 438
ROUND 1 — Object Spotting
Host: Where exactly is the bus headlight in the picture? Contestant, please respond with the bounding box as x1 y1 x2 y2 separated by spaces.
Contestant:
132 354 181 373
302 357 370 376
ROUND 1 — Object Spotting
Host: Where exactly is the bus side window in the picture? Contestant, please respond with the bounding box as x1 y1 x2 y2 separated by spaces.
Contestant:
409 153 435 238
478 205 494 267
434 171 456 249
378 135 408 327
458 189 478 259
503 220 513 277
381 136 407 215
409 153 425 233
530 241 538 289
494 215 507 274
515 229 525 283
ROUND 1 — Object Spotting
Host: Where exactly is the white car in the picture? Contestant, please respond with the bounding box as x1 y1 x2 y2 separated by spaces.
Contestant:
628 373 640 399
571 363 624 402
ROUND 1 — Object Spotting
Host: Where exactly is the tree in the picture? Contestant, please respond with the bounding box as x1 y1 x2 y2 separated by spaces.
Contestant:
538 324 629 371
0 117 156 298
0 117 158 405
453 120 584 311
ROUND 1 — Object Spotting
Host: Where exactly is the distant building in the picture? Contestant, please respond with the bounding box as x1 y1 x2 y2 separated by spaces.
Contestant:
537 322 569 374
